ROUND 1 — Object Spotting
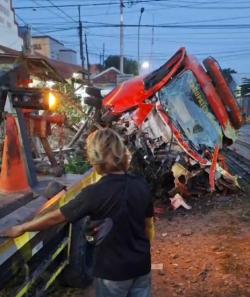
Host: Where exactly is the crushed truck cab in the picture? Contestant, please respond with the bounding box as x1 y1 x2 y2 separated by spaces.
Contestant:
96 48 243 193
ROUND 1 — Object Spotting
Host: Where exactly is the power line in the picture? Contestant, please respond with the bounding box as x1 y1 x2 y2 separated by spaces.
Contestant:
146 0 250 9
15 13 28 25
22 14 250 27
15 1 171 9
14 1 250 10
30 25 250 36
28 19 250 29
16 12 48 35
15 0 250 71
45 0 77 22
78 23 250 29
161 15 250 26
30 0 65 19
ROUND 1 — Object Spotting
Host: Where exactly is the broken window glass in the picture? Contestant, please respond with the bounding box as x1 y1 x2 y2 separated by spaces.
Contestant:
158 70 222 153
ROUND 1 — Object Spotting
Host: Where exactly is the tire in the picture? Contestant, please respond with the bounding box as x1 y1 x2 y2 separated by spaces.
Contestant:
60 218 95 288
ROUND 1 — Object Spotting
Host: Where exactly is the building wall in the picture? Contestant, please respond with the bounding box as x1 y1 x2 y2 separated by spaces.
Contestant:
58 49 77 65
0 0 23 50
93 69 120 85
32 37 64 60
32 37 51 58
49 38 64 60
32 37 77 64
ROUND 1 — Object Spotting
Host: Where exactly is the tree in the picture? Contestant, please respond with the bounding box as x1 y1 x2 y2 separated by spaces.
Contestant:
222 68 236 75
240 78 250 97
104 55 138 75
54 81 87 126
222 68 237 87
222 68 237 91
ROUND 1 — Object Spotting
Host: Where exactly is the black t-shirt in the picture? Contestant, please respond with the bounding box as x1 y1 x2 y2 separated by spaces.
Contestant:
60 173 153 281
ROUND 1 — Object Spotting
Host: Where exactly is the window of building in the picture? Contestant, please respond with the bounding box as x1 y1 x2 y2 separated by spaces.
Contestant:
33 44 42 50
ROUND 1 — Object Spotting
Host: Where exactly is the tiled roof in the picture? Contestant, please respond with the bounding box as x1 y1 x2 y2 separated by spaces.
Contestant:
0 44 87 80
0 44 20 55
46 58 85 80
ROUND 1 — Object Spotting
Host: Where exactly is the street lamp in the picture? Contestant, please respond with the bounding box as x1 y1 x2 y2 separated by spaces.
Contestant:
137 7 145 73
141 61 150 75
141 61 150 70
120 0 125 73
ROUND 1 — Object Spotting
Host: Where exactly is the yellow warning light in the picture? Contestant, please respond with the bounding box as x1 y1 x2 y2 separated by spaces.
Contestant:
48 92 58 110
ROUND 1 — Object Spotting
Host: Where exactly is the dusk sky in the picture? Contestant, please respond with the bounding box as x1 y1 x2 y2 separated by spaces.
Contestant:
13 0 250 79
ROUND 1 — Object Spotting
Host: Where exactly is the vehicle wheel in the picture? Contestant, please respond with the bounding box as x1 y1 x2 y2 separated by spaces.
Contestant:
60 218 94 288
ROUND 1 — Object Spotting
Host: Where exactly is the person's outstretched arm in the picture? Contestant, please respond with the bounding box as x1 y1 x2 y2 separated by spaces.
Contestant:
0 185 95 238
0 209 66 238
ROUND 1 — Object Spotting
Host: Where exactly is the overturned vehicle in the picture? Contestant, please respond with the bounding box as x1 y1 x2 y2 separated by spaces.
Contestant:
83 48 243 207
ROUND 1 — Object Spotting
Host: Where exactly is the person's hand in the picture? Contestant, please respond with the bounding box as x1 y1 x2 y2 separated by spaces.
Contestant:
0 225 24 238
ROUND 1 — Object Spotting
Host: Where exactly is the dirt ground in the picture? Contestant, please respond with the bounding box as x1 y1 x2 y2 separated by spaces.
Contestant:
49 192 250 297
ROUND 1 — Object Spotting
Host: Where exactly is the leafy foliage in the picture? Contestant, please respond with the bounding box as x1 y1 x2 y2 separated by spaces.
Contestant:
222 68 236 75
221 68 250 97
53 82 87 126
241 78 250 96
222 68 237 92
65 156 90 174
104 55 138 75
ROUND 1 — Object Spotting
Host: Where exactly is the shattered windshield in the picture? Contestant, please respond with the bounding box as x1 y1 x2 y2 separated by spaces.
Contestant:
158 70 222 152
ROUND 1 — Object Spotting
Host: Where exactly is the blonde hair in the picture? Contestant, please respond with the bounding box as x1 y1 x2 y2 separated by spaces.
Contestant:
86 128 130 175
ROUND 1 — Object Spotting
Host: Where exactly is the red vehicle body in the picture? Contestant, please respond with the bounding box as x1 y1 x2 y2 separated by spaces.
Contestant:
98 48 243 191
102 49 241 159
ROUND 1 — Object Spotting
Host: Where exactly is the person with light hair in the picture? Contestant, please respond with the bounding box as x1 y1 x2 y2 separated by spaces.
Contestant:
0 128 154 297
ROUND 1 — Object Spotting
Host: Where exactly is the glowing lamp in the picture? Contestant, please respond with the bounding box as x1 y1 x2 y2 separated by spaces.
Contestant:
48 92 58 110
9 88 60 111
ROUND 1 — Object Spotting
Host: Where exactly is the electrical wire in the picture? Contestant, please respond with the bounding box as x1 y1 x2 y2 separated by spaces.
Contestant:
30 0 65 19
14 0 250 72
45 0 77 22
14 3 250 10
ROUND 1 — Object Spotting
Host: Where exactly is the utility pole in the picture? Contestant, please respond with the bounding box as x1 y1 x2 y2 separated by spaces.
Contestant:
102 43 105 66
85 32 90 81
137 7 145 74
150 23 154 70
78 5 85 69
120 0 124 73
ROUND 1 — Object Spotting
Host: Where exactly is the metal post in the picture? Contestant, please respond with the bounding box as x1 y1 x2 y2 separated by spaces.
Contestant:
102 43 105 66
85 33 91 81
120 0 124 73
40 137 58 168
150 24 154 69
137 7 145 74
16 109 38 187
78 5 85 69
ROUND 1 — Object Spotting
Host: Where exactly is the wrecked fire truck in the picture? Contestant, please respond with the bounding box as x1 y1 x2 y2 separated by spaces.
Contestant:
82 47 243 205
0 47 243 296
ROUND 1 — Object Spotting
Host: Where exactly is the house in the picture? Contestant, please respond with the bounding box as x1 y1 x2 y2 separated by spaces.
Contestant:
0 44 87 84
32 36 77 65
89 64 103 76
92 67 121 89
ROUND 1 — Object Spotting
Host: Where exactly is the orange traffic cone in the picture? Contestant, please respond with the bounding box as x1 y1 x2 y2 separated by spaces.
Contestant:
0 115 31 193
